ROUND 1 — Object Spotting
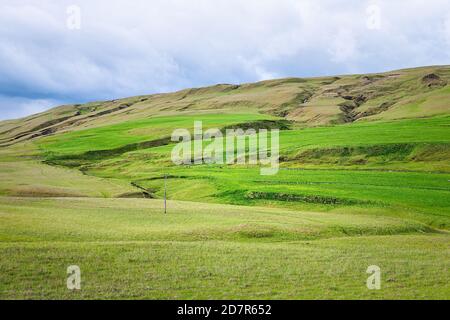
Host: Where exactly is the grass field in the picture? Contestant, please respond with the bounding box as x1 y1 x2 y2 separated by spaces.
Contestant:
0 66 449 300
39 113 273 155
0 198 448 299
37 114 449 229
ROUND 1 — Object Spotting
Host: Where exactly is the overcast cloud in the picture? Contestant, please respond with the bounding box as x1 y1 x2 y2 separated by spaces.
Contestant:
0 0 449 120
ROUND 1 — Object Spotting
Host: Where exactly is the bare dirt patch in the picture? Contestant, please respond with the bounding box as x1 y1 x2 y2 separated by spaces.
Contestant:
422 73 447 88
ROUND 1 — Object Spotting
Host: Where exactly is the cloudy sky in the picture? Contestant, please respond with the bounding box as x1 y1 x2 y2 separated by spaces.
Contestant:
1 0 449 120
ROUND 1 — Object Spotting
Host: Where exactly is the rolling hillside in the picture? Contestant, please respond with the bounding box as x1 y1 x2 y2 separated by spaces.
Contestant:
1 65 449 146
0 65 449 299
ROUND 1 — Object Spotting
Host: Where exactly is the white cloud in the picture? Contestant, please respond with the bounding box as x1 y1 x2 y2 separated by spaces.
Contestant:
443 14 450 50
329 29 358 63
0 0 449 119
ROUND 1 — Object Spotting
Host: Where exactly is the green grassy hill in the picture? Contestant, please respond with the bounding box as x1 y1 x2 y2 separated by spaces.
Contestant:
1 65 449 146
0 65 449 299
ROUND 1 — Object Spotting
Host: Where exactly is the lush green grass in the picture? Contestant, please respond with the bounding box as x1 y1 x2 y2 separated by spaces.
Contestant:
0 143 134 198
0 160 134 198
106 166 449 229
40 114 450 158
0 197 448 299
31 113 450 233
279 116 450 153
39 114 447 230
2 236 449 299
39 113 273 156
2 99 449 299
0 197 433 243
59 115 449 173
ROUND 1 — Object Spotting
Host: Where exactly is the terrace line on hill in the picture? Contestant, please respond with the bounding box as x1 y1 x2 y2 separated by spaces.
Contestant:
170 121 280 175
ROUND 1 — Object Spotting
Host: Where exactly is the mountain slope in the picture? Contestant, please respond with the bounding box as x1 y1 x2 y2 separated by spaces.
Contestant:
1 65 449 147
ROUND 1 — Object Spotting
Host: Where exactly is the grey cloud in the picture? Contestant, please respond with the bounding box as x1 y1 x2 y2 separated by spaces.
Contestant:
0 0 449 120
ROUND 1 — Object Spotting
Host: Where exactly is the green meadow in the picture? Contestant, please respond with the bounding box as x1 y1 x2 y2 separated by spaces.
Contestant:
0 66 449 299
39 113 273 155
0 198 448 299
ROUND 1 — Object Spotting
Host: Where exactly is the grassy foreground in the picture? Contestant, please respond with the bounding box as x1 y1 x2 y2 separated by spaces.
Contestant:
0 197 448 299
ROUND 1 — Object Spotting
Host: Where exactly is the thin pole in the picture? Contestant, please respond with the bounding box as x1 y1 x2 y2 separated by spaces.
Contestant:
164 174 167 214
